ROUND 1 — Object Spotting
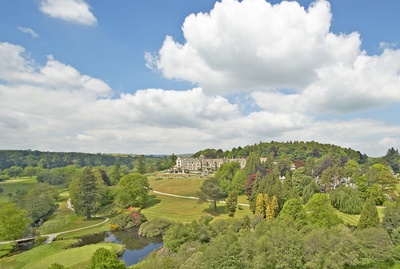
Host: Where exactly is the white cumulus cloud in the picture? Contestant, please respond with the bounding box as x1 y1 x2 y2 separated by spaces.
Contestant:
148 0 400 116
39 0 97 26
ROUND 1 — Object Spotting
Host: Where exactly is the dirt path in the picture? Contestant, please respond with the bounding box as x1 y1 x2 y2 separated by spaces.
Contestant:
152 190 250 207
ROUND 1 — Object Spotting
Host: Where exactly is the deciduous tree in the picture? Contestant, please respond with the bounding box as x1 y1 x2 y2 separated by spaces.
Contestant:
0 202 29 240
87 247 126 269
115 173 149 208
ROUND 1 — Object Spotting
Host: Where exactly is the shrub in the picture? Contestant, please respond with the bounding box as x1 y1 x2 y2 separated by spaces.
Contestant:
139 218 172 237
110 207 146 229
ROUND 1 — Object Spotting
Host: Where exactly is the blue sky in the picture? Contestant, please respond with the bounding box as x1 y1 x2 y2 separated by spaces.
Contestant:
0 0 399 157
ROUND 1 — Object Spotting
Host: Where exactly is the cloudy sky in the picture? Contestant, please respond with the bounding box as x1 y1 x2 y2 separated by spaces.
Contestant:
0 0 399 157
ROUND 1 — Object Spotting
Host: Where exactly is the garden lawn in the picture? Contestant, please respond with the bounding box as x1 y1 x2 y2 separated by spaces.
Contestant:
0 240 124 269
142 193 252 223
38 196 105 235
334 206 385 227
0 177 37 203
148 176 204 197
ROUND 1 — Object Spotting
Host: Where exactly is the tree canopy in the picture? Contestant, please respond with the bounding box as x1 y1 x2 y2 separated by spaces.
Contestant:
115 173 149 208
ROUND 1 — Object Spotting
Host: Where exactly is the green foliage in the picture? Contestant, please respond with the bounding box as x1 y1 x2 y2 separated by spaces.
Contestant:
197 177 225 211
199 232 244 269
21 183 59 222
303 225 361 268
225 191 238 217
139 218 172 237
305 194 343 228
330 185 363 214
163 220 211 252
115 173 149 208
356 228 393 265
255 222 303 268
69 166 101 219
87 247 126 269
111 208 146 229
279 198 307 227
37 166 80 185
6 166 23 178
0 202 30 240
136 155 147 174
381 202 400 235
358 197 380 229
47 263 66 269
302 181 319 204
215 162 241 195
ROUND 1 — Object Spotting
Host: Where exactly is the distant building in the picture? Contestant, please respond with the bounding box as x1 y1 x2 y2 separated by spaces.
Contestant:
172 154 247 173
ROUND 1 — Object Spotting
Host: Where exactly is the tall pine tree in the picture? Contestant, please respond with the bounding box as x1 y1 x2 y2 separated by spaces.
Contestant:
69 167 101 220
358 197 380 229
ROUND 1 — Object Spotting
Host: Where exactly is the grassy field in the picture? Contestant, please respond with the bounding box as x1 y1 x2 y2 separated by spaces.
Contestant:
0 177 37 203
142 192 252 223
148 176 205 197
0 239 124 269
334 206 386 227
38 192 107 235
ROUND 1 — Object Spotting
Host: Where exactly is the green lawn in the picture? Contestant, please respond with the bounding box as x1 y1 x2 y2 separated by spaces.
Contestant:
0 240 124 269
334 206 386 227
0 177 37 203
38 195 105 235
142 192 252 223
148 176 205 197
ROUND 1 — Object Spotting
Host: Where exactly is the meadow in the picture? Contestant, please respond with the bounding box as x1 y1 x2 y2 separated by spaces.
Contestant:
0 177 37 203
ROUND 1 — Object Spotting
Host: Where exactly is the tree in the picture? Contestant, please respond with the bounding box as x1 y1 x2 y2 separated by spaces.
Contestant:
115 173 149 208
69 167 101 220
358 197 380 229
215 162 241 195
266 195 278 220
7 166 23 178
198 178 225 211
136 155 147 174
330 185 363 214
87 247 126 269
0 202 30 240
23 166 36 178
225 191 238 217
381 202 400 235
279 198 307 226
109 162 121 185
23 183 59 222
304 194 342 228
255 193 264 216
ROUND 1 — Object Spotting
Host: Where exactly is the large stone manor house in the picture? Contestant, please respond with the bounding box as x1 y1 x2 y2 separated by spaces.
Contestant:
172 155 247 173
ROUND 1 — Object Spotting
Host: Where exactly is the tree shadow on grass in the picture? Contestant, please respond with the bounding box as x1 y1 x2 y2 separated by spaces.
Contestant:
203 205 226 217
145 194 161 208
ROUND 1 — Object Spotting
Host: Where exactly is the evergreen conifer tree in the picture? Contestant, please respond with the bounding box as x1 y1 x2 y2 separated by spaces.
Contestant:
255 193 264 216
358 197 380 229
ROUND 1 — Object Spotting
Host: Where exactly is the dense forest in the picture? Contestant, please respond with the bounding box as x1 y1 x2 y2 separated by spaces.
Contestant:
193 141 368 163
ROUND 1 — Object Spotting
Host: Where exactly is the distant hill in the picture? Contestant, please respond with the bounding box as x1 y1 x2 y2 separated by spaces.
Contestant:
0 150 137 170
193 141 368 163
